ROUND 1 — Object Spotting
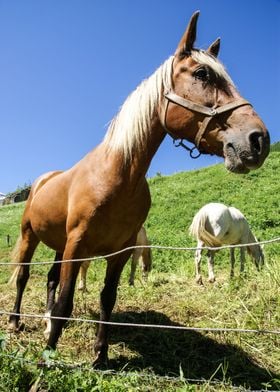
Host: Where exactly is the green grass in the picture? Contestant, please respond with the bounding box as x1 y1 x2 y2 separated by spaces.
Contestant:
0 153 279 391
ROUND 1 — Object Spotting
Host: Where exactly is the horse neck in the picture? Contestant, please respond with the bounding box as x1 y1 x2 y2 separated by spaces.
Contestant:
102 57 174 181
100 118 166 183
129 120 166 176
247 229 257 245
247 229 261 257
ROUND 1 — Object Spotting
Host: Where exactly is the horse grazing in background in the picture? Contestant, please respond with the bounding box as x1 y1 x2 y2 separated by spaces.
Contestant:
78 226 152 291
128 226 152 286
8 11 270 366
189 202 264 284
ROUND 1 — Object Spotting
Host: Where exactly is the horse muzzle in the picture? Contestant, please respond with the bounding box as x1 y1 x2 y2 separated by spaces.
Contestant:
224 128 270 173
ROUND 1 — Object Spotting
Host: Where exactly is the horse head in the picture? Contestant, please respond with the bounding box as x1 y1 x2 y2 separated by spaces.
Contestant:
161 11 270 173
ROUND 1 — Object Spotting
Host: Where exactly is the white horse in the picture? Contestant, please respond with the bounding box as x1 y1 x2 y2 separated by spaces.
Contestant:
78 226 152 290
189 203 264 284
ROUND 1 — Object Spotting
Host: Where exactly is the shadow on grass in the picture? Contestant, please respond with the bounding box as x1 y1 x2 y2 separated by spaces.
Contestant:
96 310 279 390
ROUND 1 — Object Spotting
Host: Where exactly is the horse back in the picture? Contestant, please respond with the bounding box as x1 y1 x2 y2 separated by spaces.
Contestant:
24 148 151 255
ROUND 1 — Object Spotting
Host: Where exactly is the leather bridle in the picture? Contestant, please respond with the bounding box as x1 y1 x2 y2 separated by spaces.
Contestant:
162 88 252 159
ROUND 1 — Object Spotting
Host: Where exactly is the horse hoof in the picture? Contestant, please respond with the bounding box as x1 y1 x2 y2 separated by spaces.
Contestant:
8 321 24 332
196 277 203 285
208 277 216 283
8 322 18 332
78 285 89 293
92 351 109 369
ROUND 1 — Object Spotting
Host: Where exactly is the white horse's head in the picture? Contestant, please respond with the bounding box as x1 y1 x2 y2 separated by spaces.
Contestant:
247 242 264 269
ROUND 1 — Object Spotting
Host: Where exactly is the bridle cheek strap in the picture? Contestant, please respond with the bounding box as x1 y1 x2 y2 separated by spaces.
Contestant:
162 90 252 158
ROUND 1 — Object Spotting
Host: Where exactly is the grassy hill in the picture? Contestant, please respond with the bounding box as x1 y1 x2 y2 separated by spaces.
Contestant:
0 152 279 391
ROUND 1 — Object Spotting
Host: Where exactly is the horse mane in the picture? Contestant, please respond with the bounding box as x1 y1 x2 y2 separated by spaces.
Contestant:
103 56 173 160
103 50 233 161
191 50 234 86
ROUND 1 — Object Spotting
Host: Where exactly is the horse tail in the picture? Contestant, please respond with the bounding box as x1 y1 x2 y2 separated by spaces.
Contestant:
189 209 221 247
8 234 23 286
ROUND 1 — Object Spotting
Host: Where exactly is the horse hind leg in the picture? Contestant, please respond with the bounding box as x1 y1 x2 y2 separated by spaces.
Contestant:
8 226 40 331
195 240 203 285
207 250 216 283
43 252 62 339
140 247 152 281
78 260 90 291
129 248 141 286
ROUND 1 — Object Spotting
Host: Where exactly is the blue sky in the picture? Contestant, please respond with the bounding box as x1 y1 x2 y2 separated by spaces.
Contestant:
0 1 279 194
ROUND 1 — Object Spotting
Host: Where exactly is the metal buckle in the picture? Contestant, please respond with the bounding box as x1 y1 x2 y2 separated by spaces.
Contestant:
173 139 201 159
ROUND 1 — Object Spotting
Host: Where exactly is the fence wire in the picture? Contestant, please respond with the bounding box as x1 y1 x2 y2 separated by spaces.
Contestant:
0 236 280 266
1 310 280 335
0 235 279 388
0 351 258 392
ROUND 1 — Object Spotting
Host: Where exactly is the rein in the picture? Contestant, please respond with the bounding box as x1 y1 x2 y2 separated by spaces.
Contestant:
162 89 252 159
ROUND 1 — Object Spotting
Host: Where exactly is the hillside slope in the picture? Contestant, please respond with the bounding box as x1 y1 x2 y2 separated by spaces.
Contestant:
146 151 280 269
0 151 279 391
0 151 279 271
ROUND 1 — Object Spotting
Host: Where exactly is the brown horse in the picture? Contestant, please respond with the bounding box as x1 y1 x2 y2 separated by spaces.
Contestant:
77 226 152 290
8 11 270 366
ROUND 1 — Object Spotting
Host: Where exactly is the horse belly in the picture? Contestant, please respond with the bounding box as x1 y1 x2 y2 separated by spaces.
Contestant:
29 189 67 252
81 191 151 256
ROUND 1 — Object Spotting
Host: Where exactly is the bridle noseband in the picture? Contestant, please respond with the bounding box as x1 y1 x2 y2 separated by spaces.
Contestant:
162 89 252 159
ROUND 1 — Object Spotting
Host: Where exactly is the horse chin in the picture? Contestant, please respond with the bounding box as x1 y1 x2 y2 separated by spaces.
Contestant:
224 158 250 174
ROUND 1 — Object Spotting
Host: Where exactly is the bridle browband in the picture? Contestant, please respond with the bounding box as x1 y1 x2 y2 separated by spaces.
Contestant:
162 89 252 159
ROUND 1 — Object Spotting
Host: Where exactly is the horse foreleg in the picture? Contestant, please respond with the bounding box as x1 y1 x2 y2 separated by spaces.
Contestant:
207 250 216 283
9 227 39 331
43 252 62 339
230 248 235 278
240 246 246 273
45 242 81 351
94 250 131 366
195 241 203 284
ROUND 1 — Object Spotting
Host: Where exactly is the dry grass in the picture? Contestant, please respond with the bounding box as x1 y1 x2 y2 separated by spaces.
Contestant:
1 154 280 390
0 256 279 390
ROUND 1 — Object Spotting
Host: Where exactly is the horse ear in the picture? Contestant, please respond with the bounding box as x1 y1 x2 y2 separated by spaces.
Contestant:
175 11 200 55
207 38 220 57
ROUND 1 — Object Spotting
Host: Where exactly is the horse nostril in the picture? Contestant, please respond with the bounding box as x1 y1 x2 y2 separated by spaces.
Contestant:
249 131 263 154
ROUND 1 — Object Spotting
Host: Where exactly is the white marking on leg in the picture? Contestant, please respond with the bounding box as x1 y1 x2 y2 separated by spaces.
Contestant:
43 311 52 340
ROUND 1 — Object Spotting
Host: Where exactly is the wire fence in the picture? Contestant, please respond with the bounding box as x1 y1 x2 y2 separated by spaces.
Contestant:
1 310 280 335
0 236 280 335
0 236 279 389
1 236 280 266
0 351 255 392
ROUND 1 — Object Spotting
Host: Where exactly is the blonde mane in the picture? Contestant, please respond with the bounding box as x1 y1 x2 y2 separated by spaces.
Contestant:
191 50 234 86
103 50 234 160
103 56 173 160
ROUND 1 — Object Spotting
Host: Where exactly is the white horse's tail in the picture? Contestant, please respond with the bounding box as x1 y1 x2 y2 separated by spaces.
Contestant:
8 234 23 286
189 210 222 247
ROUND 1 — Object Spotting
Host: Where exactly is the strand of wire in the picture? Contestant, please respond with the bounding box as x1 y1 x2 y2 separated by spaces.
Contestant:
0 352 251 391
1 310 280 335
1 236 280 266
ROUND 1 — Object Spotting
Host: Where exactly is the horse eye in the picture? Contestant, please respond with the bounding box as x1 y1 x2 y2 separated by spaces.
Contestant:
194 68 208 81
